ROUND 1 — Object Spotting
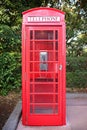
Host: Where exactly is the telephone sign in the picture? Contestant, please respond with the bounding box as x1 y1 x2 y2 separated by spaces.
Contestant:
28 16 60 22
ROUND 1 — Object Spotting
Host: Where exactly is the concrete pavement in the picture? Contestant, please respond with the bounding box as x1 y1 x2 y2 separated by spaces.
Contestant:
67 93 87 130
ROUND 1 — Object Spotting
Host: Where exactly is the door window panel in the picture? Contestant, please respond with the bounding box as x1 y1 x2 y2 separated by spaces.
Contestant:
30 29 59 114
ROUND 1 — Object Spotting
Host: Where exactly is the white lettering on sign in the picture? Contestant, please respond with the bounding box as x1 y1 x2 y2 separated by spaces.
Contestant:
28 16 60 22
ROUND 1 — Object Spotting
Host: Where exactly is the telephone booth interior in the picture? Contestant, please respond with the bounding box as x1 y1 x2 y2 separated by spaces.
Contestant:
22 7 66 126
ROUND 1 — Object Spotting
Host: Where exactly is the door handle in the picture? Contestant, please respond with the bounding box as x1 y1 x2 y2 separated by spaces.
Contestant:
59 64 62 70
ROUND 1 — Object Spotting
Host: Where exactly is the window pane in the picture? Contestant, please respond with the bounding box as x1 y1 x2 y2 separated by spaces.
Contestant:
35 30 53 39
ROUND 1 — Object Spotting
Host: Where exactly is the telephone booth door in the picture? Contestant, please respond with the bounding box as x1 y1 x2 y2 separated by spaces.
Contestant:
24 26 63 125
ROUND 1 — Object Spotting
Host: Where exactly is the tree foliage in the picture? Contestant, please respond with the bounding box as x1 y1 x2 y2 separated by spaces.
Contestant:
41 0 87 56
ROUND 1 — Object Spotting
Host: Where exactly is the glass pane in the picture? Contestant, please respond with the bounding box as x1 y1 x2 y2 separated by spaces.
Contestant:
30 84 54 93
35 30 53 40
55 30 58 40
30 105 58 114
30 30 33 39
33 106 54 114
35 41 53 50
55 41 58 50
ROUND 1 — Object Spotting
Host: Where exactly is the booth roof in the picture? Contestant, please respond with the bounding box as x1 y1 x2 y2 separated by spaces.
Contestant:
22 7 65 15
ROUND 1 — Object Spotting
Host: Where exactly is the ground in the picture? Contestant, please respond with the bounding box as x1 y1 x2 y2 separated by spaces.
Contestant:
0 91 21 130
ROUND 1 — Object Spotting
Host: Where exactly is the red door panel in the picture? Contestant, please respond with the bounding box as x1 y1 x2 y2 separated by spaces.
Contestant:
23 26 63 125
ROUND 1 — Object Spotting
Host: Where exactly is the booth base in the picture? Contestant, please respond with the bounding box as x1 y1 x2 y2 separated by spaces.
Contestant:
16 119 71 130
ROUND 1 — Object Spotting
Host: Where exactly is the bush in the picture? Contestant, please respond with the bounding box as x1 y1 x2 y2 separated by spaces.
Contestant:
0 24 21 95
67 71 87 88
66 56 87 88
0 52 21 95
67 56 87 72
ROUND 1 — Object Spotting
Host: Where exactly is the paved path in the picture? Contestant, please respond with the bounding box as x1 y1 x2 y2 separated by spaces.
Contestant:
67 93 87 130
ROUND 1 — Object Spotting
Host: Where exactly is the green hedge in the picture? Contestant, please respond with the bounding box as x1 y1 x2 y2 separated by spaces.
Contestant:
67 57 87 72
67 71 87 88
0 52 21 95
66 57 87 88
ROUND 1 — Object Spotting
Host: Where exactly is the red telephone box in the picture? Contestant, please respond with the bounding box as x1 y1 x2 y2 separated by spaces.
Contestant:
22 7 66 126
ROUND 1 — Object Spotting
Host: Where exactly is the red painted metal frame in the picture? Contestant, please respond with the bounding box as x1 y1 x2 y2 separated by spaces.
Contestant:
22 7 66 126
